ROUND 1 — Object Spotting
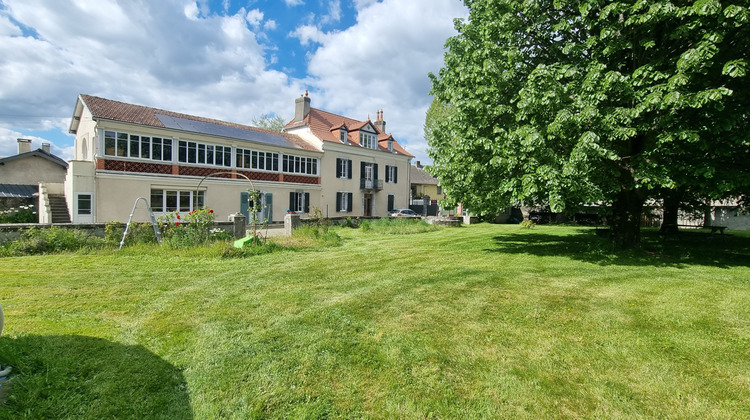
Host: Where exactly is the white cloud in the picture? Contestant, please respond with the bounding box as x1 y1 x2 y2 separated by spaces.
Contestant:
304 0 468 162
320 0 342 25
264 19 278 31
0 0 305 144
289 24 329 46
0 0 467 165
184 2 200 20
246 9 264 28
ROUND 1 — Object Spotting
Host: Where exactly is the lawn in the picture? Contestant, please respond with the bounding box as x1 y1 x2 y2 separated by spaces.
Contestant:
0 224 748 419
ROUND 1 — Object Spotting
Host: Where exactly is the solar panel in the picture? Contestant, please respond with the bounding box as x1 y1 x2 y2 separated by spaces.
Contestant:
156 114 298 149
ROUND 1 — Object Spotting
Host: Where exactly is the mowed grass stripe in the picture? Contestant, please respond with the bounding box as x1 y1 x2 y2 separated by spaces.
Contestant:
0 223 748 419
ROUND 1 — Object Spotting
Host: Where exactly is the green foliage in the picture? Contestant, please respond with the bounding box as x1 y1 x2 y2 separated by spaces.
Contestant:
358 217 439 234
0 226 105 256
158 208 215 248
520 220 536 229
292 224 341 246
221 241 282 258
0 204 37 223
429 0 750 246
251 113 286 132
105 221 159 246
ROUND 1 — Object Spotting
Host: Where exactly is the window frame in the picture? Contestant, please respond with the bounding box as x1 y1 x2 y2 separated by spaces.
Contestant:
150 189 205 214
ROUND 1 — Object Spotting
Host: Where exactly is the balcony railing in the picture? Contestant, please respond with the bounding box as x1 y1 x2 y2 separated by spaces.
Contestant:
360 178 383 191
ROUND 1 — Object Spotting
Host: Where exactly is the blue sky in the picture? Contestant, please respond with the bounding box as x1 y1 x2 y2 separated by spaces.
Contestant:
0 0 467 164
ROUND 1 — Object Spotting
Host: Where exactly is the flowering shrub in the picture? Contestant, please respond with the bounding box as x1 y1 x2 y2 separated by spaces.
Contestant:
0 204 37 223
158 208 216 247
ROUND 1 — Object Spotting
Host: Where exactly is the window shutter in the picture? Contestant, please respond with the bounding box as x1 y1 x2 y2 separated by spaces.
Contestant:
240 191 250 219
289 192 295 212
385 165 390 183
374 164 379 180
304 192 310 213
336 158 342 178
265 193 273 223
360 161 365 179
336 192 342 212
388 194 394 212
347 193 353 212
394 167 398 183
347 159 353 179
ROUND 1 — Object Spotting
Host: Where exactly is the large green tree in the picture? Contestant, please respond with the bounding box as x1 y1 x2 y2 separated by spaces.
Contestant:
429 0 750 247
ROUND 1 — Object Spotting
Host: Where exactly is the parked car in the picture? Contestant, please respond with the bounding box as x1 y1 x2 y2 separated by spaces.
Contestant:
389 209 419 217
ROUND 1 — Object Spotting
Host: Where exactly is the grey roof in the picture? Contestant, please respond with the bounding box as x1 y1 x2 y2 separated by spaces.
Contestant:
410 165 439 185
0 184 38 198
0 149 68 168
156 114 300 149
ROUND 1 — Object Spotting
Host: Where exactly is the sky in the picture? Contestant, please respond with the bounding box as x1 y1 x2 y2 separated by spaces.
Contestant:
0 0 468 165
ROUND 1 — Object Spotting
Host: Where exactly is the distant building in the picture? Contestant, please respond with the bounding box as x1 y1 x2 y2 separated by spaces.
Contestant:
0 139 69 223
409 161 445 203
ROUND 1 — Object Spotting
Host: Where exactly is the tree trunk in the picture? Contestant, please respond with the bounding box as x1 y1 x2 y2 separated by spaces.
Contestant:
610 188 645 248
659 190 680 235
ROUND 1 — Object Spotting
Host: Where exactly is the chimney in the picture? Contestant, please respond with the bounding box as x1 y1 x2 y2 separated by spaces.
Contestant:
17 138 32 154
373 109 386 133
414 160 422 168
294 90 311 122
42 143 51 154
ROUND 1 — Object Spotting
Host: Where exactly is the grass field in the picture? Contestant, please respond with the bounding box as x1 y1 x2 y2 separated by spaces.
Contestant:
0 224 748 419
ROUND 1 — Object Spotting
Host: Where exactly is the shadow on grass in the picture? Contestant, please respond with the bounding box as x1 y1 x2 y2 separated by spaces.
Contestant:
0 335 192 419
486 228 750 268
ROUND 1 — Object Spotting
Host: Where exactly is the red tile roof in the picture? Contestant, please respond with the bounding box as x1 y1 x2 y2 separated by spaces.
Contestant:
286 107 414 157
79 94 321 152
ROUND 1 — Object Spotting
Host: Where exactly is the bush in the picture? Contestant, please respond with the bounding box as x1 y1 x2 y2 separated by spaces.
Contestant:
159 209 215 248
106 221 159 246
0 204 37 224
359 217 438 235
1 226 105 256
520 220 536 229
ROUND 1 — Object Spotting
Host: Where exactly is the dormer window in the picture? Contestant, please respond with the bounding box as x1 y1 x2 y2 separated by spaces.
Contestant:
387 138 394 152
359 132 377 149
340 128 348 144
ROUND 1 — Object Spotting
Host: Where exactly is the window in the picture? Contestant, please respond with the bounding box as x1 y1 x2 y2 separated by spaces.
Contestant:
150 189 204 213
178 141 231 167
359 132 377 149
77 194 92 215
104 130 172 161
437 186 443 195
387 139 394 152
336 158 352 179
282 154 318 175
340 128 348 144
336 192 353 212
289 191 310 213
385 165 398 183
236 148 279 171
361 162 378 181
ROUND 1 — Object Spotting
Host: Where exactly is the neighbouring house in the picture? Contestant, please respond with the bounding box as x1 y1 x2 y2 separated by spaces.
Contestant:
0 139 69 223
284 92 413 217
65 93 412 224
409 161 445 203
